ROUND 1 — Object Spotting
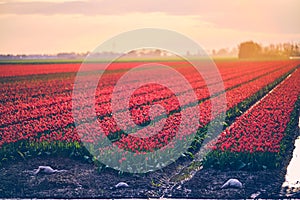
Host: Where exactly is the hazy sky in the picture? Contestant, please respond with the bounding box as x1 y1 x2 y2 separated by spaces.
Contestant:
0 0 299 54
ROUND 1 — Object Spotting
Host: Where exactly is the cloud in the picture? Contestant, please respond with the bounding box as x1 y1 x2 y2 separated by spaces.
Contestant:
0 0 205 16
0 0 299 34
1 11 299 55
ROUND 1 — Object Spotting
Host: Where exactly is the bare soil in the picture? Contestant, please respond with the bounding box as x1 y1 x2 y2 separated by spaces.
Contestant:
1 128 299 199
0 156 296 199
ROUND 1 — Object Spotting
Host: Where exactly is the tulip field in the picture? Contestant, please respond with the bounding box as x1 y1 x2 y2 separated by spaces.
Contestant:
0 59 300 171
205 67 300 169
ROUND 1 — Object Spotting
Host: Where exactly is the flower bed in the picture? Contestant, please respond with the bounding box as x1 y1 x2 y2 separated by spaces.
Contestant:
0 60 300 169
204 68 300 170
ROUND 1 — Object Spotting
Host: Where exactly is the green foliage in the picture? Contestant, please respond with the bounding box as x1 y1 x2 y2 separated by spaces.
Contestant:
203 150 278 170
151 179 161 187
0 140 92 165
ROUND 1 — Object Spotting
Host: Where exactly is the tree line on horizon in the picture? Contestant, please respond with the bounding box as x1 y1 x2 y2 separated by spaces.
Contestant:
1 41 299 60
238 41 300 59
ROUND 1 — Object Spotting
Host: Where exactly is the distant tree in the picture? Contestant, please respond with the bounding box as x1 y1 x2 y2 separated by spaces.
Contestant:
212 49 216 56
238 41 262 59
153 49 162 56
295 44 299 56
229 48 238 57
283 43 292 56
216 48 229 56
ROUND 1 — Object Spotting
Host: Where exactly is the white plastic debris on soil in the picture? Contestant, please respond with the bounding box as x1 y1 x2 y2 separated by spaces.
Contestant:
281 117 300 196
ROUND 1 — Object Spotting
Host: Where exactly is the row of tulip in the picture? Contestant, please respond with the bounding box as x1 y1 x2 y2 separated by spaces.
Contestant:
0 61 296 128
204 68 300 169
